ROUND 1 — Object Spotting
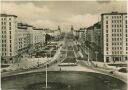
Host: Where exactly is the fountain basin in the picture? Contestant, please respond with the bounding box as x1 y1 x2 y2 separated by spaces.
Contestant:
1 71 127 90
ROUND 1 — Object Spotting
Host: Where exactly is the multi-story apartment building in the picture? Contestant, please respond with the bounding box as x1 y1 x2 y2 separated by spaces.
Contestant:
1 14 18 63
101 12 128 62
0 14 46 64
86 22 101 46
32 27 45 45
86 27 94 43
16 23 31 54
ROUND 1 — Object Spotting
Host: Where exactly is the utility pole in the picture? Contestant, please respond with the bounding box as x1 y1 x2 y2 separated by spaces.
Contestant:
88 47 90 62
45 64 48 88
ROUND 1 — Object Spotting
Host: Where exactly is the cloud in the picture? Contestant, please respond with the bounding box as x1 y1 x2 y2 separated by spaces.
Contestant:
1 2 50 23
1 1 127 32
96 0 111 4
67 14 99 29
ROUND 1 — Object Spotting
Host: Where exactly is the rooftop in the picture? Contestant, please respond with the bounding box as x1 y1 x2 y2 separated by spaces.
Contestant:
0 14 17 17
101 12 127 16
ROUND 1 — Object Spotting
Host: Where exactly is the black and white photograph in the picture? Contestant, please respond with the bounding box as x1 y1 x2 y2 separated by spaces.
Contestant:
0 0 127 90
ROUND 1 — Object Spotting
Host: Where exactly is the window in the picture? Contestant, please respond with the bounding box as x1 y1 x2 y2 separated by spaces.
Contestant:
106 21 108 24
106 47 108 51
106 30 108 33
4 35 6 38
10 49 12 52
9 22 11 26
106 25 108 28
126 25 127 28
4 22 6 25
106 34 108 37
106 39 108 42
106 43 108 46
9 27 11 30
106 57 109 62
1 22 3 25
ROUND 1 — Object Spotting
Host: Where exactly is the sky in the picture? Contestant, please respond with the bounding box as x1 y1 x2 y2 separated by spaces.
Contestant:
0 0 127 32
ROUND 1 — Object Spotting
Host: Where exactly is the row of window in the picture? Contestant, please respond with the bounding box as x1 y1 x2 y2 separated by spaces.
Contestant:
2 44 6 47
2 48 12 52
2 40 6 43
2 48 6 51
112 29 122 32
106 15 127 19
112 20 122 23
112 24 122 28
2 53 12 56
105 33 128 37
106 24 127 28
106 51 123 55
112 42 122 45
1 26 12 30
104 29 127 33
1 18 11 20
1 31 6 34
106 42 128 47
1 22 11 26
112 38 122 41
112 47 122 50
112 34 122 36
112 51 122 54
2 35 6 38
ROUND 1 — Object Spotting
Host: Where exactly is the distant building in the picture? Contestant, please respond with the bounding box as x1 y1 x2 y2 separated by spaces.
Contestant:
72 27 86 42
101 12 128 62
86 22 101 48
86 26 94 43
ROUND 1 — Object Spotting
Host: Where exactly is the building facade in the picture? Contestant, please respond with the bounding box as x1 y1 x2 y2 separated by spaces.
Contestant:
0 14 46 64
101 12 128 62
1 14 18 63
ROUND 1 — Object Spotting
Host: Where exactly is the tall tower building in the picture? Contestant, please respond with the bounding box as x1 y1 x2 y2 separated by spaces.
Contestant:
101 12 128 62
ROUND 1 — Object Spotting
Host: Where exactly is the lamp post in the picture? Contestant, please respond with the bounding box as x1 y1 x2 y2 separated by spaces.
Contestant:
88 47 90 62
45 63 48 88
95 51 98 62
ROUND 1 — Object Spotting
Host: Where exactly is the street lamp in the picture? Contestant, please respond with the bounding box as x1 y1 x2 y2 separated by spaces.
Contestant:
88 47 90 62
45 63 48 88
95 51 98 62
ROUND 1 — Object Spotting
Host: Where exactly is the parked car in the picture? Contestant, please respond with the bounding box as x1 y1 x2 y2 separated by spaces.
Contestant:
118 68 127 73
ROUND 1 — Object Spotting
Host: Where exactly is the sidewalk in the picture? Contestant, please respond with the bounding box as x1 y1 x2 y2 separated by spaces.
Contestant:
79 60 127 83
1 45 63 78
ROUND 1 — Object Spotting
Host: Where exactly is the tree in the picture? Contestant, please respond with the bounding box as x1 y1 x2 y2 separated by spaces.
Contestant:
45 34 51 44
